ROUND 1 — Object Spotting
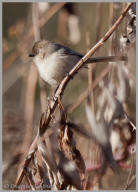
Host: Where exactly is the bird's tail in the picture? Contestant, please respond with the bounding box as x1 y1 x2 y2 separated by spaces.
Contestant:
86 55 127 64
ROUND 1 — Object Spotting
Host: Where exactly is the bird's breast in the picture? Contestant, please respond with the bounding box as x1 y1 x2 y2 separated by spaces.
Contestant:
34 53 63 87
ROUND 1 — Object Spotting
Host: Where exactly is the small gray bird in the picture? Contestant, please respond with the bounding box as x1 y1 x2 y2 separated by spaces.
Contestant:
29 40 127 88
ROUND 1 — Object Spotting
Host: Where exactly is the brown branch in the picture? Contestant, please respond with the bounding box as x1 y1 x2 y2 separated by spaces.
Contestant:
95 3 102 43
17 63 37 172
108 2 114 56
87 3 102 114
32 3 47 113
32 3 41 41
108 3 114 28
15 3 132 186
17 4 41 176
86 31 95 113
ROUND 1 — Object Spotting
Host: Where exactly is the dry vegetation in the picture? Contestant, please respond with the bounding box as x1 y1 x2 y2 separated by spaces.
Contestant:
3 2 136 190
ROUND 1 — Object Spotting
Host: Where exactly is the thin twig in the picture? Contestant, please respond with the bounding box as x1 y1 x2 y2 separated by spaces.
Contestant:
108 2 114 55
18 63 38 173
86 31 95 113
32 3 47 113
95 3 102 43
32 3 41 41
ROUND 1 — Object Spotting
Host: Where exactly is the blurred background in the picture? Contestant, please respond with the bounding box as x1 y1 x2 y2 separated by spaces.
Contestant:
2 2 136 190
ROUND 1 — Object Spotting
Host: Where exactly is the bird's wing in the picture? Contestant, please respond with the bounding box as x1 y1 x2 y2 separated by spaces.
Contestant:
47 41 83 58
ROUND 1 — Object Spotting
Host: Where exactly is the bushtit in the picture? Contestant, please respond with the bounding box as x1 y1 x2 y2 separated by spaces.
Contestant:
29 40 127 88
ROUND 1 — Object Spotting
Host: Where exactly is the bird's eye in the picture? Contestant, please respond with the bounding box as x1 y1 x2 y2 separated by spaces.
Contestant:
29 53 35 57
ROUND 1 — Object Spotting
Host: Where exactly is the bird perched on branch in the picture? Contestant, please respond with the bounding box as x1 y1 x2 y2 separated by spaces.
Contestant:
29 40 127 88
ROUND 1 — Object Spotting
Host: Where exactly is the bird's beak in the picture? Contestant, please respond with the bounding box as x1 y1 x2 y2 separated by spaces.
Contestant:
29 53 35 57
